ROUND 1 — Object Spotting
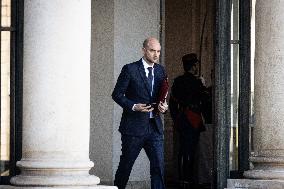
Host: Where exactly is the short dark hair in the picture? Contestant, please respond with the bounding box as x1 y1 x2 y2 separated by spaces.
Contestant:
143 39 149 48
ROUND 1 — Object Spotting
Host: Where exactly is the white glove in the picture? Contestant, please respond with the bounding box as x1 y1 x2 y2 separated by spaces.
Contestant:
199 76 206 87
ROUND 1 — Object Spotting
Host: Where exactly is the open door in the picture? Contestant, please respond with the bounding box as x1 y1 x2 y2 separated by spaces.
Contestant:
163 0 252 188
163 0 215 188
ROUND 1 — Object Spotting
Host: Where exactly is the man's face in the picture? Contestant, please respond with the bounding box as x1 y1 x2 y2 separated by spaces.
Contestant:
192 63 198 75
142 39 161 64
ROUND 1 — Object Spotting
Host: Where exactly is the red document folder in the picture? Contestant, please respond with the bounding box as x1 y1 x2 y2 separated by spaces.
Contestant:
153 78 169 115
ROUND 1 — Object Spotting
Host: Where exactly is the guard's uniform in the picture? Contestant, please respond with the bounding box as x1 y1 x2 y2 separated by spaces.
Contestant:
169 72 208 188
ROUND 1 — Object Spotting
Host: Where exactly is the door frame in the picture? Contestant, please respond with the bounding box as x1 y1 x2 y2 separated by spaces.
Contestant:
213 0 231 188
214 0 251 188
0 0 24 184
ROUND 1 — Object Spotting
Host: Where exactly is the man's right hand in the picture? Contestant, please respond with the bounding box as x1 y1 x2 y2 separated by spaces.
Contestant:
133 103 154 112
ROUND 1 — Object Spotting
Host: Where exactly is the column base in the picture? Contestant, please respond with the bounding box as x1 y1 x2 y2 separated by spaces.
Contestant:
244 170 284 180
10 160 102 187
243 156 284 179
10 175 100 187
227 179 284 189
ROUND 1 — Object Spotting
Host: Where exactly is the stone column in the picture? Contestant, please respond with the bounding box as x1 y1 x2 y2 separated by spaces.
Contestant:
9 1 111 187
244 0 284 180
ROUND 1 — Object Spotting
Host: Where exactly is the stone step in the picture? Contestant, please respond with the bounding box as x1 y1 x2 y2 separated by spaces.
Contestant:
228 179 284 189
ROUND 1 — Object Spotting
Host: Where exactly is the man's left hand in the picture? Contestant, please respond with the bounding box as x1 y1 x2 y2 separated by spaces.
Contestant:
158 101 168 113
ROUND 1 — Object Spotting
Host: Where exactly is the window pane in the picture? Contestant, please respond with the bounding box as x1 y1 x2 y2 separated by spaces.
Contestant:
1 34 11 177
230 0 239 172
1 0 11 27
250 0 256 153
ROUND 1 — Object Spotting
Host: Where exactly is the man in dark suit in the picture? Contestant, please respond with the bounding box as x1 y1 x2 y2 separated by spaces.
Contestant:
112 37 168 189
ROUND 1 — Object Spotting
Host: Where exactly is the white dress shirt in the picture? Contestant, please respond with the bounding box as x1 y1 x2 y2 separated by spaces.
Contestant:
132 58 155 118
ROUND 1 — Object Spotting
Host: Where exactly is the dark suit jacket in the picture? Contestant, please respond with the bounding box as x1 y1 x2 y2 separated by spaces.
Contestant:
112 59 167 136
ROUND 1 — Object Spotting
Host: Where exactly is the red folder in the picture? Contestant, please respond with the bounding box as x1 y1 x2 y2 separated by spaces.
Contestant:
153 78 169 115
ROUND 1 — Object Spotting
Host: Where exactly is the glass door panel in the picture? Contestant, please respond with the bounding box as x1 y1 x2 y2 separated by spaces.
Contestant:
230 0 239 174
1 0 11 178
229 0 254 177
